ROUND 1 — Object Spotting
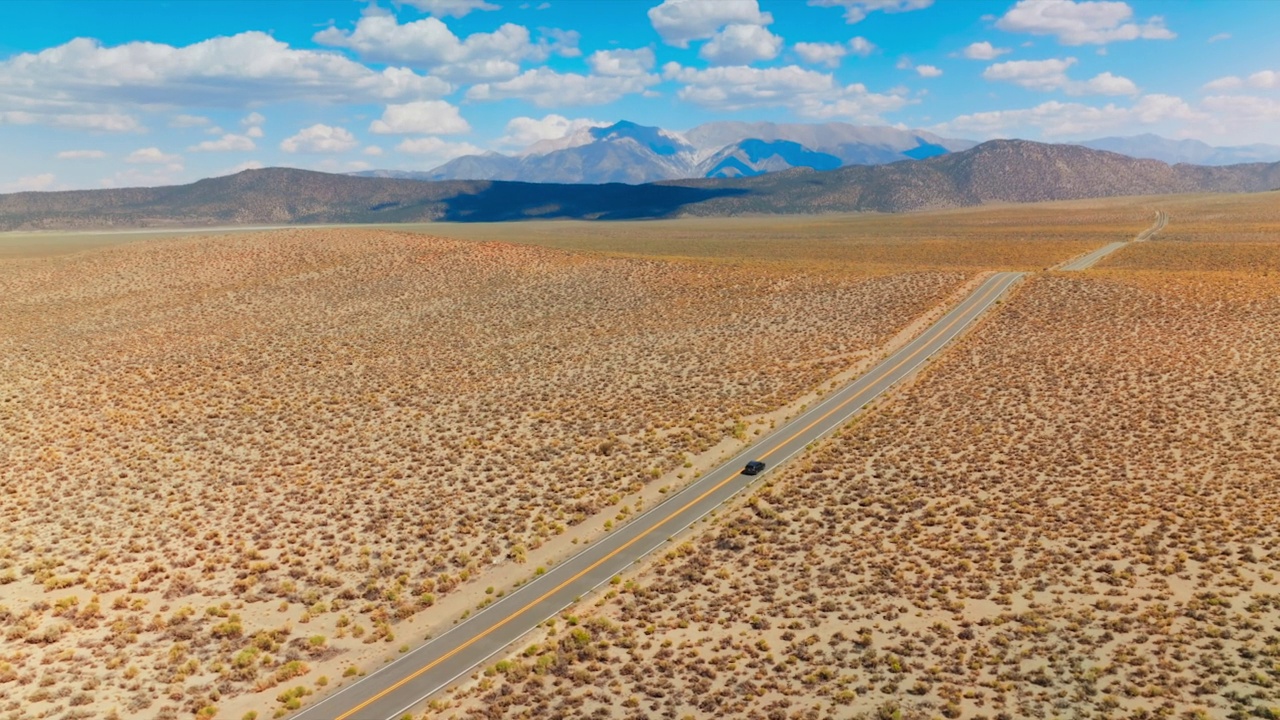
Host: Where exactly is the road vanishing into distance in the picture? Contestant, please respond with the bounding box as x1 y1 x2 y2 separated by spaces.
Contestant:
1057 210 1168 271
292 271 1025 720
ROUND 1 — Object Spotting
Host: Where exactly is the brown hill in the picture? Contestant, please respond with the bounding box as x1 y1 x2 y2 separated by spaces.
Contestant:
2 140 1277 229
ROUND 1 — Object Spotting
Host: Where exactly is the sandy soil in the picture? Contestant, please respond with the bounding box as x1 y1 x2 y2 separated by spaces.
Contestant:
442 268 1280 720
0 229 966 719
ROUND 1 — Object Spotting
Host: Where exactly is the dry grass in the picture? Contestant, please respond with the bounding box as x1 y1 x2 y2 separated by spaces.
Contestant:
422 203 1159 274
0 229 965 718
442 267 1280 719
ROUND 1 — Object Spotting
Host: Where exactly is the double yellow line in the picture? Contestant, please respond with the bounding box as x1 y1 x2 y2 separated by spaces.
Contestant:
330 272 1016 720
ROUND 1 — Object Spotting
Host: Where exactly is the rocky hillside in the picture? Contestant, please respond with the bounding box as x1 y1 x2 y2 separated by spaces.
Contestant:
3 140 1278 229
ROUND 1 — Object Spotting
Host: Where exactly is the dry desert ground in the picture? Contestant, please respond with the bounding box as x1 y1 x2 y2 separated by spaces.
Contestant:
436 199 1280 720
0 227 972 719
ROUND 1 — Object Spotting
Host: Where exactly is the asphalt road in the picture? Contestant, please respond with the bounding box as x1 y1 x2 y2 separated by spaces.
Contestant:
1057 210 1168 271
290 270 1024 720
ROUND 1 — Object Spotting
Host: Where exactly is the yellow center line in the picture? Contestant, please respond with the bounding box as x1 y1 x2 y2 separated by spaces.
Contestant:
331 272 1014 720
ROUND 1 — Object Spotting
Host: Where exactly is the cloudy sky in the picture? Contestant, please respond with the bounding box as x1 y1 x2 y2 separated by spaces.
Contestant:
1 0 1276 191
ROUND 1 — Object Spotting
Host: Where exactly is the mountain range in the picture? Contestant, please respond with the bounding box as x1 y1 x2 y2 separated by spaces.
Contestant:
352 120 1280 185
4 139 1279 230
355 120 975 185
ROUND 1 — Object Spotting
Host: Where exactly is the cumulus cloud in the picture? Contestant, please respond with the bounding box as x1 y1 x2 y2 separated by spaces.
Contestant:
962 41 1011 60
933 93 1198 138
983 57 1137 95
794 42 847 67
0 33 447 114
497 114 606 147
1248 70 1280 89
394 137 484 163
55 150 107 160
127 147 182 165
794 37 874 67
808 0 933 24
400 0 498 17
996 0 1175 46
314 15 575 83
188 133 256 152
363 145 384 156
588 48 656 77
699 23 783 65
647 0 772 48
280 124 359 154
1 173 57 193
662 62 909 121
1202 75 1243 92
916 65 943 78
466 68 658 107
369 101 470 135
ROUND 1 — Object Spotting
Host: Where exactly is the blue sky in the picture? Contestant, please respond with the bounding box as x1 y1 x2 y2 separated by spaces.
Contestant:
1 0 1277 191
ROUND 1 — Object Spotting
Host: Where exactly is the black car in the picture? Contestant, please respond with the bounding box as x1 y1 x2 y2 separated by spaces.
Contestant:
742 460 766 475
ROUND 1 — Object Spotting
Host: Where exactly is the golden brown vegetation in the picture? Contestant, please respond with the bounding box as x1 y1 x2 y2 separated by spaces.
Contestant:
423 204 1155 274
445 268 1280 720
0 229 965 718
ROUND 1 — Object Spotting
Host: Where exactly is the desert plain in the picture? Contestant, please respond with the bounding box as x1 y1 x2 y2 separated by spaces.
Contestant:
0 192 1277 720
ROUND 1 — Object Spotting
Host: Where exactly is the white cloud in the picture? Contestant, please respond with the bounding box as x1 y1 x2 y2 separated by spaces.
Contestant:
699 23 783 65
55 150 107 160
497 114 606 147
1202 76 1243 92
647 0 772 48
1079 71 1137 95
369 100 470 135
983 57 1137 95
794 42 847 67
394 137 484 163
933 93 1198 138
0 33 447 115
400 0 499 17
1201 94 1280 126
808 0 933 24
916 64 943 78
188 133 256 152
280 124 359 154
1248 70 1280 89
588 48 656 77
241 112 265 127
848 37 875 56
663 62 910 121
127 147 182 165
0 111 142 133
314 15 574 83
466 68 658 106
364 145 384 156
962 41 1011 60
170 113 211 127
1 173 57 193
1207 32 1230 43
245 126 265 139
996 0 1175 46
984 57 1077 90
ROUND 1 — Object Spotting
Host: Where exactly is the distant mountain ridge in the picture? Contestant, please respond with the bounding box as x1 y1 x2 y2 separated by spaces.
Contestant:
4 139 1279 230
1078 133 1280 166
354 120 975 184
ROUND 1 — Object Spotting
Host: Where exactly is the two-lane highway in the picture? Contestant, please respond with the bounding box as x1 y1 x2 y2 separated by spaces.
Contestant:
292 271 1024 720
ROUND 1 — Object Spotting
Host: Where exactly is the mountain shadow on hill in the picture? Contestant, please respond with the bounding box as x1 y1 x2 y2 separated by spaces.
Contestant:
432 182 749 221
